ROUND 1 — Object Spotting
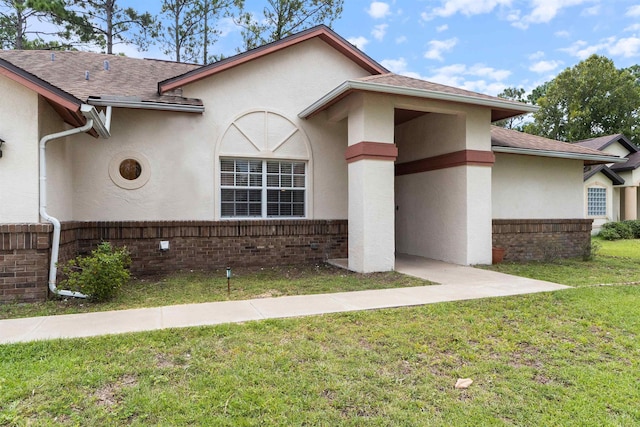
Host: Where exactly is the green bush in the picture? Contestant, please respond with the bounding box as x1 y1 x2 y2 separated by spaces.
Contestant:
598 227 621 240
600 221 634 240
623 220 640 238
59 242 131 302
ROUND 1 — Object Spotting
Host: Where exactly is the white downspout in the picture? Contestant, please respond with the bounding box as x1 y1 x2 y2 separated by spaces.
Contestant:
41 105 112 298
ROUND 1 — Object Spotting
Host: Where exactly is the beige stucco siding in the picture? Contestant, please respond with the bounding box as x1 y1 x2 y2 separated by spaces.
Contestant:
601 143 630 159
0 76 40 223
492 153 583 219
182 37 368 221
71 109 212 221
40 98 75 221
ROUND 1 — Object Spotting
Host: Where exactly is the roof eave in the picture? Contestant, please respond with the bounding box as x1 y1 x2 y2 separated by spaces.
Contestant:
88 97 204 113
492 146 627 164
299 80 538 119
0 57 82 112
158 25 388 94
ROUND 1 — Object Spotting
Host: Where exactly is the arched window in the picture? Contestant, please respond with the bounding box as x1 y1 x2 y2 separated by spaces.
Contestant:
216 111 312 219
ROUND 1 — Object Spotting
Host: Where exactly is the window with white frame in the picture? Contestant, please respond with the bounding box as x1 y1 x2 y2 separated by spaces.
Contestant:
221 159 306 218
587 187 607 216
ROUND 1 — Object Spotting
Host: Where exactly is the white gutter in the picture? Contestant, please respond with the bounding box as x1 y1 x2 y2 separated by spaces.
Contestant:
40 105 111 298
299 80 540 118
492 146 628 163
88 97 204 113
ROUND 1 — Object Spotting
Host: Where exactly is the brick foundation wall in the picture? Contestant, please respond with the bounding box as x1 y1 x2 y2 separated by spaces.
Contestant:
0 224 52 303
60 220 348 276
1 220 348 303
492 219 593 261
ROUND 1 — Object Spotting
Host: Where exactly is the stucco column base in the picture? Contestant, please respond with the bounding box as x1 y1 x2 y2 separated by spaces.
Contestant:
624 186 638 220
348 158 395 273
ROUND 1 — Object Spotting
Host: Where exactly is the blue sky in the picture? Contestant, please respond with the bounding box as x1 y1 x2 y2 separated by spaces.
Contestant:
122 0 640 96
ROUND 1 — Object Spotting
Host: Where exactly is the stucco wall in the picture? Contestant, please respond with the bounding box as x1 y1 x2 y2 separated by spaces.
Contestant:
601 143 630 159
0 76 40 223
394 109 493 265
39 98 75 221
492 153 584 219
70 37 366 221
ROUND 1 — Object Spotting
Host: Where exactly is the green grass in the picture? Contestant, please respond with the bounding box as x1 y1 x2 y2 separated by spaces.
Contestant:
1 285 639 425
0 264 431 320
485 238 640 287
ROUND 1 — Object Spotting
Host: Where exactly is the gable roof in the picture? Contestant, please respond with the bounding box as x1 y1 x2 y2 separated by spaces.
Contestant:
0 50 203 114
158 25 388 94
299 73 538 122
574 134 638 153
490 126 626 165
610 150 640 172
584 164 625 185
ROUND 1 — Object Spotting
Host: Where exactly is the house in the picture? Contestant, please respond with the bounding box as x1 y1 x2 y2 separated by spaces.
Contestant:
0 25 623 303
575 134 640 233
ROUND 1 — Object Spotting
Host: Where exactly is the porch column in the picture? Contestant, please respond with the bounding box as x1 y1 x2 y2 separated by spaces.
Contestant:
346 94 396 273
624 186 638 220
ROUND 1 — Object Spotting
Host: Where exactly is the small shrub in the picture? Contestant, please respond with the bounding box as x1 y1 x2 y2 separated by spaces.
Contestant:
600 221 634 240
59 242 131 302
598 227 621 241
623 220 640 238
581 239 600 261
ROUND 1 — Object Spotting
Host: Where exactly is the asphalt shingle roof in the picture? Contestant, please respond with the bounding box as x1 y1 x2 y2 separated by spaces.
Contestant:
0 50 202 106
490 126 622 159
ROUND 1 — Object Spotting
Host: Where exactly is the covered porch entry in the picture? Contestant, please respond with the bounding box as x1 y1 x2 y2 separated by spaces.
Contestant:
300 75 535 273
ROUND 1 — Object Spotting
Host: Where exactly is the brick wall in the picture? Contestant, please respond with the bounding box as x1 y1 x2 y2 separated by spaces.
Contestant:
1 220 348 303
492 219 593 261
59 220 348 276
0 224 52 303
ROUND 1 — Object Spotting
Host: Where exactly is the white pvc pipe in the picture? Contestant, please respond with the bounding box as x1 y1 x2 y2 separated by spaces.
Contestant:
40 120 95 298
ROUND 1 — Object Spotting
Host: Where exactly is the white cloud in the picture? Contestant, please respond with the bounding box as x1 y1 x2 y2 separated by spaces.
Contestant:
562 37 640 59
627 5 640 17
625 23 640 32
581 5 600 16
395 35 408 44
555 30 570 38
372 24 388 41
347 36 370 50
530 60 563 73
424 38 458 61
421 0 512 20
426 63 512 95
436 24 449 32
380 58 409 73
510 0 596 29
528 50 545 60
608 37 640 57
367 2 391 19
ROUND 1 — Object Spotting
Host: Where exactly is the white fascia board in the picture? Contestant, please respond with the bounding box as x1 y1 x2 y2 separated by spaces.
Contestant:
299 80 539 118
492 146 628 163
88 98 204 113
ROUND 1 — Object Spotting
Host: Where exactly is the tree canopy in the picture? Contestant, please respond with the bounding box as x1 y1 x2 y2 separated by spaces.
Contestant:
527 55 640 145
235 0 343 51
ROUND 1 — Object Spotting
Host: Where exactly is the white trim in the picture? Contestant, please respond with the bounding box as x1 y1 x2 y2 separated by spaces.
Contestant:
299 80 539 118
88 97 204 113
108 151 151 190
492 146 627 163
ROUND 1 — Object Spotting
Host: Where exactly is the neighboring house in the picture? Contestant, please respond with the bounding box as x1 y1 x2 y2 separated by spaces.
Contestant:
0 25 623 303
575 134 640 233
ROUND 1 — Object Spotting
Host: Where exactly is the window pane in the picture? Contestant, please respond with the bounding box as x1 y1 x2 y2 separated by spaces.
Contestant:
249 174 262 186
293 203 304 216
221 189 234 202
249 160 262 173
587 187 607 216
280 162 292 174
293 176 305 188
221 203 234 217
293 190 304 203
267 175 279 187
221 173 234 186
236 173 248 187
281 175 292 187
249 203 262 216
220 159 234 172
293 162 305 175
267 162 279 173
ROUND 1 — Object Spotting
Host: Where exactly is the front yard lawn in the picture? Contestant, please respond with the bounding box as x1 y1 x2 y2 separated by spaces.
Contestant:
0 264 431 320
1 285 639 425
485 238 640 286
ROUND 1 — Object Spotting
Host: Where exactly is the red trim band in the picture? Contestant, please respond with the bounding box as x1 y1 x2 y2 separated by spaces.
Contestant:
395 150 495 176
345 141 398 163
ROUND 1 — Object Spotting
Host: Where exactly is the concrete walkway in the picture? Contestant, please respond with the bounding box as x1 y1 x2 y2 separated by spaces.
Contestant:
0 255 568 344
